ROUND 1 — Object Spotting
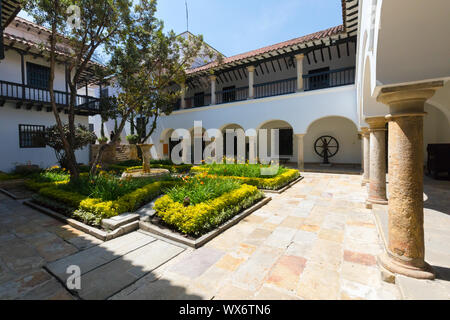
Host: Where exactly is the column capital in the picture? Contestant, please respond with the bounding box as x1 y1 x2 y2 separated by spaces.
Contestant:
360 127 370 136
295 53 305 61
294 133 306 138
377 81 443 114
365 116 387 130
247 65 256 73
209 75 217 81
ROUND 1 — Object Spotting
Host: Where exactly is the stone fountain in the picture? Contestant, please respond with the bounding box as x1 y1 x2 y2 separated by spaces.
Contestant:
121 144 169 179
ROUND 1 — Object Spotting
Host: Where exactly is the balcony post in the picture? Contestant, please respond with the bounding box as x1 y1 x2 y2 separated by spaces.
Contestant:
180 83 186 109
247 66 255 99
210 75 217 105
295 54 305 91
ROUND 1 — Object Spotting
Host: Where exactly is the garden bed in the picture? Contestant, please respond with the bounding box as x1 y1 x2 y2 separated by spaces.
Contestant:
190 163 302 191
140 197 271 248
23 168 177 228
140 173 269 247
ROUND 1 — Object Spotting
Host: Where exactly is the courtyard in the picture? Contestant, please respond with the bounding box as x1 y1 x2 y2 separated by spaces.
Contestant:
1 172 448 300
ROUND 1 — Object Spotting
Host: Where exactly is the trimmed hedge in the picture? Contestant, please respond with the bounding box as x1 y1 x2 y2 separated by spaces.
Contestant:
34 180 175 220
191 167 300 190
25 179 69 191
154 184 264 236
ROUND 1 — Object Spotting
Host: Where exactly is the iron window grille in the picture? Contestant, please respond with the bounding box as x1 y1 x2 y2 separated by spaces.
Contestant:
19 124 46 148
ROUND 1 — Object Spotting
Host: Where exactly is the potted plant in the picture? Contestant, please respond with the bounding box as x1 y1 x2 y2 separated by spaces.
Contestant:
98 136 108 144
126 134 139 145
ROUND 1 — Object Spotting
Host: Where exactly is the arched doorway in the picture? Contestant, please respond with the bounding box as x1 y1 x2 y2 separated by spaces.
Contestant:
221 123 245 161
305 116 360 165
257 120 294 164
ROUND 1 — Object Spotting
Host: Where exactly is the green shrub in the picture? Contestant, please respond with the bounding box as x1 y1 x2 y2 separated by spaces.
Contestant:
126 134 139 145
155 184 264 236
0 172 22 181
191 165 301 190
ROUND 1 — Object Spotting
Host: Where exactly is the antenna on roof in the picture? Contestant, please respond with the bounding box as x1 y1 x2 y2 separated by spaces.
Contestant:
185 0 189 32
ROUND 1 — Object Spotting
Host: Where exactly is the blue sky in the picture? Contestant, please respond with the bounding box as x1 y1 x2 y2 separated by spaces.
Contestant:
156 0 343 57
18 0 343 58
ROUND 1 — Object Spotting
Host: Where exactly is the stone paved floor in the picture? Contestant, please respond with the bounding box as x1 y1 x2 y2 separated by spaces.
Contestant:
111 173 400 300
0 193 102 299
373 175 450 300
3 173 448 300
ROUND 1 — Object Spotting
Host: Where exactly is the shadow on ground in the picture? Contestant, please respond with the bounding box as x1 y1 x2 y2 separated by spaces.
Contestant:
0 193 202 300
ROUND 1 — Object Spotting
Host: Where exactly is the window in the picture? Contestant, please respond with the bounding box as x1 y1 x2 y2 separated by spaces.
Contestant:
279 128 293 156
19 124 46 148
193 92 205 107
308 67 330 90
27 62 50 89
223 86 236 103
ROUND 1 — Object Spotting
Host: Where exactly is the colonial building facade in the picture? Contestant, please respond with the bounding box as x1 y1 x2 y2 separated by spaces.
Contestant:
0 13 101 172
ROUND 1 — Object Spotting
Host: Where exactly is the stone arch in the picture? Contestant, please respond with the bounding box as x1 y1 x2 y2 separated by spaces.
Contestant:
305 116 361 164
423 102 450 163
159 128 175 160
256 119 295 163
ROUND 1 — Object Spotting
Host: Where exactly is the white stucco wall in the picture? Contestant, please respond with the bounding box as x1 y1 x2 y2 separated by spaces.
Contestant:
0 48 68 92
143 85 358 163
304 116 361 164
0 104 90 172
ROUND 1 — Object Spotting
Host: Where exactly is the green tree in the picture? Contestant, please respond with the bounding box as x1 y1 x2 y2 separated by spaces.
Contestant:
41 124 97 168
90 0 222 174
22 0 132 180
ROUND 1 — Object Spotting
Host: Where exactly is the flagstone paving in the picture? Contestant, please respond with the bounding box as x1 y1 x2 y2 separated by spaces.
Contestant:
2 172 449 300
0 193 101 299
111 173 402 300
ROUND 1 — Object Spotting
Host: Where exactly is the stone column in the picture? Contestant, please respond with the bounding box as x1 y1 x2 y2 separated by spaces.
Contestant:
247 66 255 99
295 134 305 170
180 83 186 109
377 81 443 280
366 116 387 205
295 54 305 91
210 75 217 105
361 127 370 186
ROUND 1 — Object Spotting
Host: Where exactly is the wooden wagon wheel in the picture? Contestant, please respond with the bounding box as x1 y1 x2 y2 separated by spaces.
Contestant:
314 135 339 164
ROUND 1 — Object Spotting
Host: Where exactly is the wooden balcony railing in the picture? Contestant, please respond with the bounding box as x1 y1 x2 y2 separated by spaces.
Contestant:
172 66 356 111
216 86 248 104
0 79 100 113
254 77 297 99
303 66 355 91
184 93 212 109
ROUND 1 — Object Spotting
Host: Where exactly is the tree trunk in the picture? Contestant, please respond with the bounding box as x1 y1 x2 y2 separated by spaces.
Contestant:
48 10 79 181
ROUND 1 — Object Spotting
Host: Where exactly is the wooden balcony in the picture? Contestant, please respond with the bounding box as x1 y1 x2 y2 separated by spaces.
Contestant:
180 67 355 109
0 79 100 115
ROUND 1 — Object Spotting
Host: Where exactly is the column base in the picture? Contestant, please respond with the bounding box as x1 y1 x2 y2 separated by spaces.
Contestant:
361 178 370 186
378 252 435 280
367 197 388 205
